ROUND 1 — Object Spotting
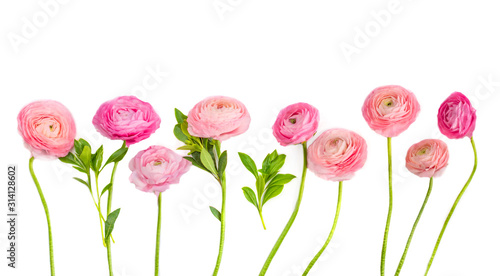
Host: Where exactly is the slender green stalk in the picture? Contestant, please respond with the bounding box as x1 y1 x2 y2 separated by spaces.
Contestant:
29 157 55 276
259 141 308 275
105 140 126 276
259 210 267 230
394 177 433 276
212 173 226 275
381 137 393 276
424 137 477 275
302 181 343 275
155 193 163 276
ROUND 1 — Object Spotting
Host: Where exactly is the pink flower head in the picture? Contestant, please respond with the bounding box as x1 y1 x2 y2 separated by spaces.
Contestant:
92 96 161 147
362 85 420 137
307 128 368 182
129 145 191 195
437 92 476 139
187 96 251 141
272 102 320 146
406 139 449 178
18 100 76 159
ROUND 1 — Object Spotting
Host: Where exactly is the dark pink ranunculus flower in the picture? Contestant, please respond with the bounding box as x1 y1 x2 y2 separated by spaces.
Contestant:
18 100 76 159
129 145 191 195
362 85 420 137
406 139 449 178
272 102 319 146
187 96 250 141
437 92 476 139
92 96 161 146
307 128 368 182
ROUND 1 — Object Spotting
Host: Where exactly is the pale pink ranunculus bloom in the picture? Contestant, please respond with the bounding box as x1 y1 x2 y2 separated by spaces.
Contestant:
187 96 250 141
437 92 476 139
92 96 161 147
129 145 191 195
272 102 319 146
405 139 449 178
362 85 420 137
307 128 368 182
18 100 76 159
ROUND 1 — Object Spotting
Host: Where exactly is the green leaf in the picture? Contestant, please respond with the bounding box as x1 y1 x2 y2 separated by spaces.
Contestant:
73 166 87 173
73 177 91 192
59 152 79 166
105 208 121 240
78 139 92 152
209 206 221 222
80 146 91 171
91 145 104 173
104 147 128 166
183 156 209 172
73 139 83 155
242 187 259 209
238 152 258 178
200 148 218 177
267 174 296 189
174 108 188 124
174 124 189 142
263 185 284 205
180 121 190 137
261 150 278 174
177 144 202 152
218 151 227 179
256 174 265 200
100 183 112 198
268 154 286 175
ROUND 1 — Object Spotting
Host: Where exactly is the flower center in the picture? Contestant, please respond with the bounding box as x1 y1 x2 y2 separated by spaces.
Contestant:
153 160 162 166
289 118 296 124
417 148 429 155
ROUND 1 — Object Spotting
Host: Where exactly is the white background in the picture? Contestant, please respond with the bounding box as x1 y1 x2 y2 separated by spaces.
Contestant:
1 0 500 275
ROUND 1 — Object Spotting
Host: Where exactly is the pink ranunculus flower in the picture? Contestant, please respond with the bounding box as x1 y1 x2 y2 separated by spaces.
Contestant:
307 128 368 182
18 100 76 159
272 102 320 146
92 96 161 147
405 139 449 178
187 96 251 141
437 92 476 139
362 85 420 137
129 145 191 195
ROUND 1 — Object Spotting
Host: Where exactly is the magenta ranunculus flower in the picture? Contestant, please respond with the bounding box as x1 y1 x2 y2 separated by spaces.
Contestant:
187 96 250 141
92 96 161 146
437 92 476 139
272 102 320 146
405 139 449 178
307 128 368 182
129 145 191 195
18 100 76 159
362 85 420 137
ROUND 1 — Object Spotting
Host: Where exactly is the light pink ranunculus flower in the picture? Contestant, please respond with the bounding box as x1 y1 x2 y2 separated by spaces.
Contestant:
362 85 420 137
187 96 250 141
405 139 449 178
272 102 320 146
18 100 76 159
129 145 191 195
437 92 476 139
92 96 161 147
307 128 368 182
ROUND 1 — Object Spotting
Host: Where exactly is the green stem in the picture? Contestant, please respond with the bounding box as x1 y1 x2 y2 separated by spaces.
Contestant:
105 140 126 276
259 209 267 230
29 157 55 276
381 137 392 276
91 173 106 247
155 193 162 276
259 141 308 276
302 181 343 275
424 137 477 275
212 173 226 276
394 177 433 276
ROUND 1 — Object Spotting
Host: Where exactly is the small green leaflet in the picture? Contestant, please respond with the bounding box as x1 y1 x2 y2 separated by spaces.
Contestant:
242 187 258 209
238 152 258 178
209 206 221 222
80 146 92 171
200 148 218 177
104 146 128 167
105 208 121 240
73 177 91 192
100 183 112 198
174 108 187 124
218 151 227 179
